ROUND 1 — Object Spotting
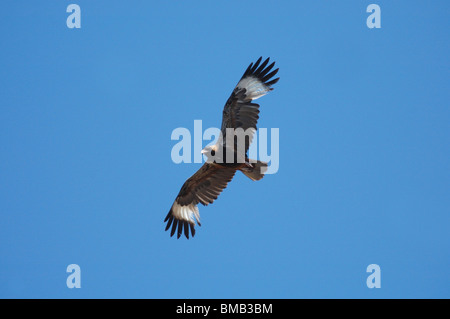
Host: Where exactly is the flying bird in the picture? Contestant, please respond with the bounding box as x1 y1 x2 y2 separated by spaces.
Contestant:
164 57 279 239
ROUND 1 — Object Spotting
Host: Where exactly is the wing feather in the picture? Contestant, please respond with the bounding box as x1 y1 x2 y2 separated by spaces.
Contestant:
164 163 236 239
221 57 279 152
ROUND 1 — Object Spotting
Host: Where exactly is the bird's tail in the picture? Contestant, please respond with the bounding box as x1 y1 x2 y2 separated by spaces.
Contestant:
240 160 268 181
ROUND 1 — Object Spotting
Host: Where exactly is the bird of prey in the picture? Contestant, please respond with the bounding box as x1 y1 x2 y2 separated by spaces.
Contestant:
164 57 279 239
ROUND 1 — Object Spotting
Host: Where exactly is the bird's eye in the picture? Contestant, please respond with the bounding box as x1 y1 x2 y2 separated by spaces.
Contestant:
211 150 216 156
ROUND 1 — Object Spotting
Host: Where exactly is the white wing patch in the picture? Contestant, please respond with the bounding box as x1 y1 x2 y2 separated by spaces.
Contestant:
236 76 271 101
171 201 201 225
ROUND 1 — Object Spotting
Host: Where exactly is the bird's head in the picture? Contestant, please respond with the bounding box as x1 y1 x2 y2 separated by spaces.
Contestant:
201 144 219 162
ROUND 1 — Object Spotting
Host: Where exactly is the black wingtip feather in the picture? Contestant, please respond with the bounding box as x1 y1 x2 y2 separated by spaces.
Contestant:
258 61 275 79
250 57 263 73
184 222 190 239
243 63 253 78
177 220 184 239
164 211 171 222
262 68 279 83
190 223 196 237
170 219 178 237
254 57 270 76
165 215 174 231
241 57 280 88
266 77 280 86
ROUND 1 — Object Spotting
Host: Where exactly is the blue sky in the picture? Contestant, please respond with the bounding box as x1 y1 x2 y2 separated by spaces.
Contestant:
0 1 449 298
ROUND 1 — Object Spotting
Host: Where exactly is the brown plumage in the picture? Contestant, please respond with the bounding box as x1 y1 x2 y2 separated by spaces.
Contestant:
164 57 279 239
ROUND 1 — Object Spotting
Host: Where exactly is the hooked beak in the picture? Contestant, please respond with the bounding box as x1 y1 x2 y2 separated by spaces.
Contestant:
201 149 207 154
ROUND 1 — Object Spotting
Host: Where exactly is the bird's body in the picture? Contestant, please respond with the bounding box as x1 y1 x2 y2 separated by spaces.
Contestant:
165 57 279 239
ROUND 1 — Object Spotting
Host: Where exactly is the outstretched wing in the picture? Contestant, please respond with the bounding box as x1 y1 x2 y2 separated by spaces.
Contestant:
221 57 279 151
164 163 237 239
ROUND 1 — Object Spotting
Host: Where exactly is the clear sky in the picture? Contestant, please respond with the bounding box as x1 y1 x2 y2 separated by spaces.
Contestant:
0 1 449 298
